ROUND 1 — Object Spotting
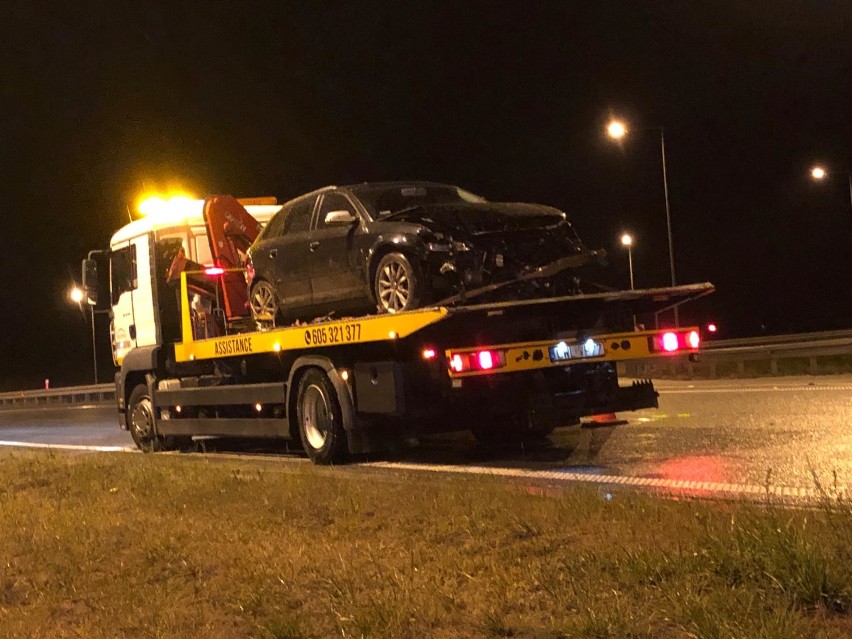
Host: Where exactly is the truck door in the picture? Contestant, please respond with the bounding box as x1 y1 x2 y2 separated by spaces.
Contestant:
309 192 369 310
110 234 157 365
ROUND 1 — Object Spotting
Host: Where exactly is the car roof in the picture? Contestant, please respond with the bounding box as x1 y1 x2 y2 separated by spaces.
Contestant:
275 181 466 210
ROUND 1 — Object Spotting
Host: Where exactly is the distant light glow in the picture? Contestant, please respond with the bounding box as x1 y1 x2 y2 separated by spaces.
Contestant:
810 166 827 180
707 323 717 333
607 120 627 139
620 233 633 247
69 286 84 304
204 266 225 277
340 370 350 382
255 403 263 412
422 348 437 360
661 332 679 352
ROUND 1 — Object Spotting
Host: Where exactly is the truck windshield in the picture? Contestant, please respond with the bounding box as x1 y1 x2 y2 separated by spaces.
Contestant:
351 184 486 219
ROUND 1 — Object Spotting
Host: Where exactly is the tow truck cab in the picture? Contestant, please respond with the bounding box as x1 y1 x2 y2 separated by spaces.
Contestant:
85 200 281 365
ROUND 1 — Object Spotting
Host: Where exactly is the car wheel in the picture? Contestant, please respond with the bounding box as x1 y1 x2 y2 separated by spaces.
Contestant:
249 280 280 328
127 384 164 453
374 252 422 313
296 369 347 465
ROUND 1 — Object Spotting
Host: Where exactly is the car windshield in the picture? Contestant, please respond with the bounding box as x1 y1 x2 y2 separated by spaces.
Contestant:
350 184 486 219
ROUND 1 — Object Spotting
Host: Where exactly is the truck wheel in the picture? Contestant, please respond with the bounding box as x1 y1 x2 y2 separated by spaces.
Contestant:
127 384 163 453
296 369 347 465
374 252 422 313
249 280 280 328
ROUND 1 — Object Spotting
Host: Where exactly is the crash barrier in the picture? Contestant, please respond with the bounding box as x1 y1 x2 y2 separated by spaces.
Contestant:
0 383 115 410
619 329 852 379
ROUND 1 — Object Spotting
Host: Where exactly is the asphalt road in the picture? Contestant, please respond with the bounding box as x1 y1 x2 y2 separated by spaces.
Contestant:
1 375 850 495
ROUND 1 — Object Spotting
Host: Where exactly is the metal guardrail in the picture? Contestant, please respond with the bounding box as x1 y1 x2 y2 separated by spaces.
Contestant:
621 330 852 378
0 383 115 409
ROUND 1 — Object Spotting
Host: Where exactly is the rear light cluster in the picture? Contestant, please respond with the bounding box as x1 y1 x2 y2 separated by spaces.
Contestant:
651 330 700 353
448 349 506 373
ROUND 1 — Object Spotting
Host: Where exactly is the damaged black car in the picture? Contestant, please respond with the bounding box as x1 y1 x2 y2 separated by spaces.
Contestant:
245 181 603 324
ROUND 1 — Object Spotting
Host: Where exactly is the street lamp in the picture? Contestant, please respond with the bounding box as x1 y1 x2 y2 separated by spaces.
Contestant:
809 165 852 222
620 233 635 290
607 118 678 326
69 285 97 384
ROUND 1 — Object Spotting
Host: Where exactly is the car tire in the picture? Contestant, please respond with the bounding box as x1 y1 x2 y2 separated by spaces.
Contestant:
127 383 164 453
249 280 280 328
374 252 422 314
296 369 348 465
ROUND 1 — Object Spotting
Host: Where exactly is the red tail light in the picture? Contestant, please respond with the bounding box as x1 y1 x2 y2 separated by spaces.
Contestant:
687 330 700 349
651 329 702 353
447 349 506 373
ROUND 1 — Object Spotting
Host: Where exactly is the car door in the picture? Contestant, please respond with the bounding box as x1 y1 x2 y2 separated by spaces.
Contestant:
309 191 370 311
254 195 316 314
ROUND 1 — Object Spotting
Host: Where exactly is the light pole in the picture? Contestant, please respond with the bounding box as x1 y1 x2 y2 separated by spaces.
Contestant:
810 165 852 222
620 233 635 290
607 119 679 326
69 286 97 384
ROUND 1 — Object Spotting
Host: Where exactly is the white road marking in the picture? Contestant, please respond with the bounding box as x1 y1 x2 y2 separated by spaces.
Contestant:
659 385 852 394
0 441 134 453
363 460 842 501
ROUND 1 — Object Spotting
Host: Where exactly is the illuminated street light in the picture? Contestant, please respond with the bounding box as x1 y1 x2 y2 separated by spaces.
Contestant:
607 120 627 140
809 165 852 222
68 284 97 383
606 118 678 326
620 233 635 290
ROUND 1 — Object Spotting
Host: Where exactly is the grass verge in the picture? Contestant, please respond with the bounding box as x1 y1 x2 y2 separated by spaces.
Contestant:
0 450 851 638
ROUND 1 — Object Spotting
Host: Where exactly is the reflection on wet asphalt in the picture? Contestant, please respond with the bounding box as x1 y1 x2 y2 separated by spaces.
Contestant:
1 376 850 490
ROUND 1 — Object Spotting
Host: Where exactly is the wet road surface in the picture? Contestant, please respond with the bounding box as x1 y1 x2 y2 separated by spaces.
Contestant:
1 375 850 494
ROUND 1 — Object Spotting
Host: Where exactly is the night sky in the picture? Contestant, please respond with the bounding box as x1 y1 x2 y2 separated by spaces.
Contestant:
2 1 851 390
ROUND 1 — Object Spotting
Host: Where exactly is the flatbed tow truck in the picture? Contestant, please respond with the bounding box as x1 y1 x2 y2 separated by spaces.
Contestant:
83 195 714 464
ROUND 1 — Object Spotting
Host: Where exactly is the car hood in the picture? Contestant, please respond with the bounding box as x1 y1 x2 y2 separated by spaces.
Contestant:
380 202 568 236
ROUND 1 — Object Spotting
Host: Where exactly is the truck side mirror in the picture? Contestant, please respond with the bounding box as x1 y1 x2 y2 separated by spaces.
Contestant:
82 258 98 305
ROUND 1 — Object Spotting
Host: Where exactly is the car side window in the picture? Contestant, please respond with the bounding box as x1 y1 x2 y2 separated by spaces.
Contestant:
281 196 316 234
261 211 287 239
318 193 357 228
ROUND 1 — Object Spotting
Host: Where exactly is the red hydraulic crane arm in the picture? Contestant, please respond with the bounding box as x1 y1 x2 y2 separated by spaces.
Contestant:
202 195 264 321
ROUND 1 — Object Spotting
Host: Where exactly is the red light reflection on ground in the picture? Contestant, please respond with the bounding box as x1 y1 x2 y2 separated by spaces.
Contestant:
655 455 731 485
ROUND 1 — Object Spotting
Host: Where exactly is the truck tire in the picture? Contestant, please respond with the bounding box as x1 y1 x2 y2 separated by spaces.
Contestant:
296 369 347 465
127 383 164 453
374 252 422 313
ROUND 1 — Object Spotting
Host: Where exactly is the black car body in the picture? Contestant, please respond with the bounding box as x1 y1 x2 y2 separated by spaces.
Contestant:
245 182 602 323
